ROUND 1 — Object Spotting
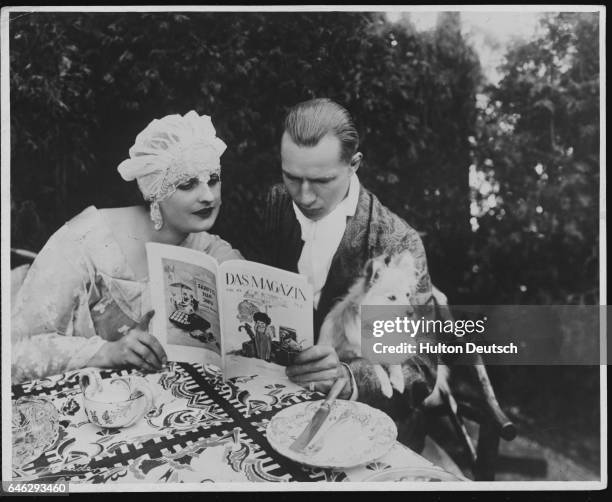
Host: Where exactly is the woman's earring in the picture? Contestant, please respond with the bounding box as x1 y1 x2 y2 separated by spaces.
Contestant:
150 201 163 231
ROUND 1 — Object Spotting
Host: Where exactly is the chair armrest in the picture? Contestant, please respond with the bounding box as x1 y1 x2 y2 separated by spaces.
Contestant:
430 285 516 441
473 363 517 440
455 359 516 441
11 248 37 268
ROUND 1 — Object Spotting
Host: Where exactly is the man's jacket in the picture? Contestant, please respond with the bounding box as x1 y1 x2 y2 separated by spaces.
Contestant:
246 182 438 448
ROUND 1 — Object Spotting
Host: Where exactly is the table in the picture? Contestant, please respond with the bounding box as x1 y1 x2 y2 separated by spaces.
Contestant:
11 362 439 484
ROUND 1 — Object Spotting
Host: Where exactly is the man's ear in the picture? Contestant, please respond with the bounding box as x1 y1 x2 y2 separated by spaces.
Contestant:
350 152 363 174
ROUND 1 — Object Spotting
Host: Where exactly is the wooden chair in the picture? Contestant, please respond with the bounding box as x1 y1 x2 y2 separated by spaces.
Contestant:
423 287 518 480
11 247 37 266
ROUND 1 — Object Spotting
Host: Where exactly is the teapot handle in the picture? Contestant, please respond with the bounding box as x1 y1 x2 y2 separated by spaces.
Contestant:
121 377 154 428
131 377 154 411
79 369 103 397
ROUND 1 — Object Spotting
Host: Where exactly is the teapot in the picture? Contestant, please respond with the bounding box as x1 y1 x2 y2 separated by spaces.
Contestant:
79 369 154 428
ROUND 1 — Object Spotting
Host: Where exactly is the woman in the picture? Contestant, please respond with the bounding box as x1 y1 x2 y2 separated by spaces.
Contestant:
12 111 242 383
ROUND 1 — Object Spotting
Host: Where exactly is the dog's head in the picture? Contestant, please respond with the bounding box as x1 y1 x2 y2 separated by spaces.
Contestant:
361 250 420 313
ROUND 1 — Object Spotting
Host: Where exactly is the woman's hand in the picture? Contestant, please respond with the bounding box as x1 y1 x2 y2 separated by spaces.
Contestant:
286 346 352 398
87 311 167 372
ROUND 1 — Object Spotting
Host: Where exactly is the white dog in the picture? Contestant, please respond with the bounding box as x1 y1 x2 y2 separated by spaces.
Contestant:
318 250 421 398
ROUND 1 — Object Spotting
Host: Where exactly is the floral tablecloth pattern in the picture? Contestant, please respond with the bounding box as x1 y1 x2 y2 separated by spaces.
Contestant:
11 362 434 483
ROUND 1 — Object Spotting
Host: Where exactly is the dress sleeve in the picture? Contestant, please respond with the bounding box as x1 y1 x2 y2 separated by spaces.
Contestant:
11 225 106 384
203 233 244 263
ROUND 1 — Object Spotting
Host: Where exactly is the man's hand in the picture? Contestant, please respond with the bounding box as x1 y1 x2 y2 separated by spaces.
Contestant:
286 345 352 398
87 311 167 372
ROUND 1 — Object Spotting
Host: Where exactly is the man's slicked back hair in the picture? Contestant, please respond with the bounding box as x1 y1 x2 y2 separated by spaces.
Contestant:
283 98 359 164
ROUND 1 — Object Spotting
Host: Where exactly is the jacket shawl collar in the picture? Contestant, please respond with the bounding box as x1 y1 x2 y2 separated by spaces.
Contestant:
314 184 373 339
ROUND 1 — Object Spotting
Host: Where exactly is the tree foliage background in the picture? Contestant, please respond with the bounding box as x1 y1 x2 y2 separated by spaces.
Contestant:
9 11 600 469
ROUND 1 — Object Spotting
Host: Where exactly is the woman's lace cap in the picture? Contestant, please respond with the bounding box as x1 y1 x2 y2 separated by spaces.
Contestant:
117 111 227 202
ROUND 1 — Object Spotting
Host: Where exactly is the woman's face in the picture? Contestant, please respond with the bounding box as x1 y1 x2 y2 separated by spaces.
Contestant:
159 173 221 234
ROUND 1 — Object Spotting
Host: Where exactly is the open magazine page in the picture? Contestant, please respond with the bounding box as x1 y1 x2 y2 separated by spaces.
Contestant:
218 260 314 384
146 242 222 367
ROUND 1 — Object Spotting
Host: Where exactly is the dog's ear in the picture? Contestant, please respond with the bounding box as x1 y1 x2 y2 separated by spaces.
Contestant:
364 255 387 286
396 251 417 274
363 258 376 284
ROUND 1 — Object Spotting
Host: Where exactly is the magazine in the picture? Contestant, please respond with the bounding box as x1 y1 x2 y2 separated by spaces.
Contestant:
146 242 314 380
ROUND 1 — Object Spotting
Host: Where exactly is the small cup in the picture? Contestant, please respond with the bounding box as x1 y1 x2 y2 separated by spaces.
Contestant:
79 369 153 428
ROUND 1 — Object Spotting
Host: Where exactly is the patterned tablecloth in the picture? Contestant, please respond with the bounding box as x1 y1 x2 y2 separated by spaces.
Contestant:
11 362 437 484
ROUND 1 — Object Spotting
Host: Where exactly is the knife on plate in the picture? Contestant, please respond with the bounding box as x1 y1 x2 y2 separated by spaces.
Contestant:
290 377 347 453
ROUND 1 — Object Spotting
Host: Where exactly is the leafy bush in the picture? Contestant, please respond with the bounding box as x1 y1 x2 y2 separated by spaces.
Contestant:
468 13 599 305
10 12 478 298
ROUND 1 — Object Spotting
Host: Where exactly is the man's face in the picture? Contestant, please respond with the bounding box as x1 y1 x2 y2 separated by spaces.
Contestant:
254 321 267 333
281 132 355 221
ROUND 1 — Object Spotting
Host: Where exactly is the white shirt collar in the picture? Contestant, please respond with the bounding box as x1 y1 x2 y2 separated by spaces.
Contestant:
292 173 360 308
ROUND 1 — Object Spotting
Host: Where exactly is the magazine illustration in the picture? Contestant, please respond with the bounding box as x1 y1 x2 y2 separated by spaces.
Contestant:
146 243 314 379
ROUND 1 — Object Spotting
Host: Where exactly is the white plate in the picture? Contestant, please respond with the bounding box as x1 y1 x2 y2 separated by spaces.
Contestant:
266 400 397 469
363 466 465 482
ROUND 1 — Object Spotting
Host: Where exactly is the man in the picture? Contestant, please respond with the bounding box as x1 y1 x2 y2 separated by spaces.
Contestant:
248 99 436 440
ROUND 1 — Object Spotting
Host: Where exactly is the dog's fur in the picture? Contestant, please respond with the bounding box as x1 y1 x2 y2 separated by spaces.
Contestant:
318 250 421 398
